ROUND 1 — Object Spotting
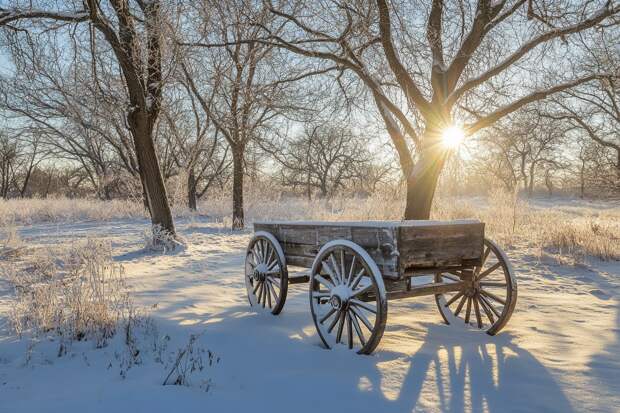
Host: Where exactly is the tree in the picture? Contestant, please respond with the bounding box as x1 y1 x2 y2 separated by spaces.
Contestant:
273 124 377 198
264 0 619 218
178 0 332 228
1 0 177 236
160 88 231 211
474 108 568 196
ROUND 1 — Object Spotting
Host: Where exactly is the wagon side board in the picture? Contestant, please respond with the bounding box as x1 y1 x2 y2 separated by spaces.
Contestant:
254 222 401 278
254 220 484 280
397 222 485 273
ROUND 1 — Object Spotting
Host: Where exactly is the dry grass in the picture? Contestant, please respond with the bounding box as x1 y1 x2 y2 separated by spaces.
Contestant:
1 188 618 262
2 239 132 348
0 197 147 226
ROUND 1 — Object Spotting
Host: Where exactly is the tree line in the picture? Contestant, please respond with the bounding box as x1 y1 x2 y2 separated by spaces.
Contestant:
0 0 618 239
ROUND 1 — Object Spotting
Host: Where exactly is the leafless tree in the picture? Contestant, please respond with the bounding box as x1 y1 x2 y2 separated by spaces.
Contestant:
2 0 178 236
178 0 333 228
260 0 619 218
475 108 569 196
160 88 231 211
271 124 378 198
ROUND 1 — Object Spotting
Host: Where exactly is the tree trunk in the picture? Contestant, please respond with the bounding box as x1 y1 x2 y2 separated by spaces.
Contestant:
616 150 620 184
527 163 536 197
580 160 585 199
545 171 553 196
232 147 244 229
187 170 197 211
403 131 448 220
128 111 175 235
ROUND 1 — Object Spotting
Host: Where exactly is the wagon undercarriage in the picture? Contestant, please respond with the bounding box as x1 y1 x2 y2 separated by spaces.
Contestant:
244 220 517 355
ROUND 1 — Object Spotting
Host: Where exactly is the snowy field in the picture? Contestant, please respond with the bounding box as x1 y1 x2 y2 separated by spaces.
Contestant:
1 196 619 413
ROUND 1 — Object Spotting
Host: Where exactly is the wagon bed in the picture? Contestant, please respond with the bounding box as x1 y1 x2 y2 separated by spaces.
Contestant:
254 219 485 277
245 219 517 354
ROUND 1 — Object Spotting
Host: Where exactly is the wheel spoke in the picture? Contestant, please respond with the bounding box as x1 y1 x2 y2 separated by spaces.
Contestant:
478 262 502 280
320 307 337 324
454 294 467 316
329 253 342 284
315 274 335 290
267 279 280 302
327 310 341 333
350 311 366 346
256 281 265 304
253 280 262 295
480 246 491 268
350 305 373 332
479 294 501 318
266 246 274 268
321 261 339 285
350 299 377 314
247 253 257 268
352 283 373 298
478 294 495 324
350 268 365 289
336 311 346 344
261 240 269 262
267 260 279 271
464 297 472 324
267 276 280 287
481 289 506 306
444 291 465 307
266 283 272 308
473 297 483 328
255 241 263 263
312 292 331 299
347 255 357 286
250 249 259 266
340 250 346 286
347 312 353 349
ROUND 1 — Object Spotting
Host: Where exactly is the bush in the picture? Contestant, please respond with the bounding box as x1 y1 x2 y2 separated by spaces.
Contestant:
4 239 132 348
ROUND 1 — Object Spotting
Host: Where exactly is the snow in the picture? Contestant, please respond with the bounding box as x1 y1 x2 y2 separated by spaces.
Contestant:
1 214 619 412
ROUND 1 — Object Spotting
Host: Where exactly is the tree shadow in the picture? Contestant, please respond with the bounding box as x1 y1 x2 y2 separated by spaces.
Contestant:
167 301 575 413
362 324 576 412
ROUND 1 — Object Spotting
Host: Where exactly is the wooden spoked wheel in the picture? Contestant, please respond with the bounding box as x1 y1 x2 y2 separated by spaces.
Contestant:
309 240 388 355
245 232 288 315
434 238 517 335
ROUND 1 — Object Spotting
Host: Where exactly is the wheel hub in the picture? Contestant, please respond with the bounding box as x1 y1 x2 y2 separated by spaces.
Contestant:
330 295 343 310
252 263 270 282
329 284 352 310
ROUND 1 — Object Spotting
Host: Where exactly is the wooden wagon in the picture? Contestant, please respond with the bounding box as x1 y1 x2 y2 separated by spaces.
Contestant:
244 220 517 354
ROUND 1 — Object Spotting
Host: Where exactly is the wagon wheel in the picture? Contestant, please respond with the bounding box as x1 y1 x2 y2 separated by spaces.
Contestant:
434 238 517 335
245 232 288 315
309 240 388 355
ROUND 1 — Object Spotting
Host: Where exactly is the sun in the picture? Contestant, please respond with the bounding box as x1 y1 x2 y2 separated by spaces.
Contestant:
441 126 465 149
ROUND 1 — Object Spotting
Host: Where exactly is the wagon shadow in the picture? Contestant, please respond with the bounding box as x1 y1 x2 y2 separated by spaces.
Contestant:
363 324 576 413
170 300 575 413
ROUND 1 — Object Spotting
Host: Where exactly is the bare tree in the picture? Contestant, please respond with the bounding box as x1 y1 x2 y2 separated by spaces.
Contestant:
261 0 619 218
272 124 377 198
475 108 569 196
1 0 177 236
160 88 231 211
178 0 331 228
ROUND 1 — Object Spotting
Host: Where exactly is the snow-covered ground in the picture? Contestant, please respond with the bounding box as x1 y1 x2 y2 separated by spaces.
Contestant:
1 210 619 413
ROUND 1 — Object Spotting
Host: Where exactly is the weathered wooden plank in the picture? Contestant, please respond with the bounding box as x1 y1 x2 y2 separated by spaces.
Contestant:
397 222 484 270
387 282 466 299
